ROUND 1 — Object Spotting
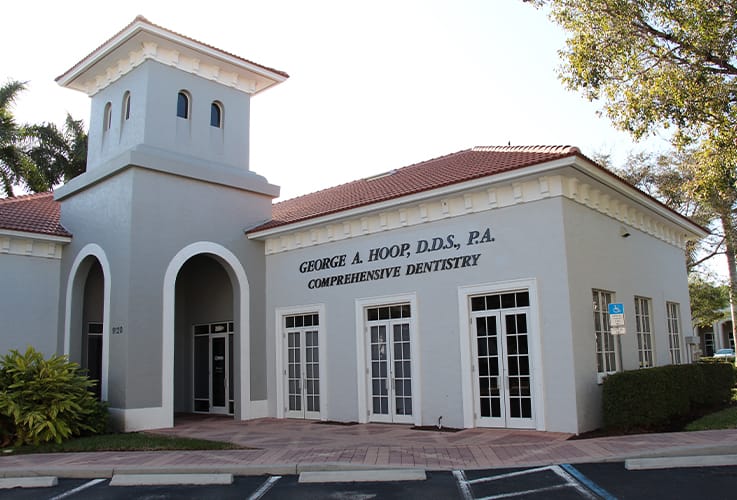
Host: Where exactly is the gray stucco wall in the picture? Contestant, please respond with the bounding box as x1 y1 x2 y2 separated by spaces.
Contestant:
87 60 251 173
264 197 576 431
561 197 691 432
58 164 272 411
0 252 63 357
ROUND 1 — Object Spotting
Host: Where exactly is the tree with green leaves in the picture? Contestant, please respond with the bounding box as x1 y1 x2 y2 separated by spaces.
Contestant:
527 0 737 360
24 114 88 193
689 276 729 330
0 80 87 197
0 80 33 197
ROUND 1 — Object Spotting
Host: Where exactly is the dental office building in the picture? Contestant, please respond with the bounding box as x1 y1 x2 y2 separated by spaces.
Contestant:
0 17 706 435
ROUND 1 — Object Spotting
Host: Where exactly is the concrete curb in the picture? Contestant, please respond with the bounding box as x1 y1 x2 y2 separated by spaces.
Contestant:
0 476 58 489
299 469 427 483
626 454 737 470
109 473 233 486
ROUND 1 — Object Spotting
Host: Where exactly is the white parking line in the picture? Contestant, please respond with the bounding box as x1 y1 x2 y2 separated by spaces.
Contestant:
478 483 572 500
454 465 604 500
550 465 598 500
463 466 553 485
247 475 282 500
48 478 107 500
452 470 474 500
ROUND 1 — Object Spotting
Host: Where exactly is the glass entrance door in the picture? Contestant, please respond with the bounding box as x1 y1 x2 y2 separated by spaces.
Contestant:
210 334 228 414
283 313 320 419
366 304 413 424
193 322 234 415
470 291 534 428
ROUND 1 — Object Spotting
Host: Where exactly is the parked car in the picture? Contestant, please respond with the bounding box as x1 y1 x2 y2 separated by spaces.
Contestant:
713 348 735 358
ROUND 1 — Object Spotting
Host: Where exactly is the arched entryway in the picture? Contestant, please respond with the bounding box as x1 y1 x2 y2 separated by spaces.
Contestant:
174 255 235 415
163 242 250 426
64 244 111 401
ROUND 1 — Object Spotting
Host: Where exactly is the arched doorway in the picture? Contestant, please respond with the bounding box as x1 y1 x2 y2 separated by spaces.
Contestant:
174 254 234 415
64 244 111 401
163 242 250 425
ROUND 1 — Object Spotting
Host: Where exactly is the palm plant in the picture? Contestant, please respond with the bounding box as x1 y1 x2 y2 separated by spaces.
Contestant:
24 114 87 192
0 80 32 197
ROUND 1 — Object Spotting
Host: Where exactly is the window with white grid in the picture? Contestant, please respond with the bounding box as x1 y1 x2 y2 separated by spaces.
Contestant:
666 302 682 364
593 289 617 379
634 296 654 368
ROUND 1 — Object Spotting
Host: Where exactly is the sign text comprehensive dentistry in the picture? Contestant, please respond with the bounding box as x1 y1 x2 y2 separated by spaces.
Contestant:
299 228 495 289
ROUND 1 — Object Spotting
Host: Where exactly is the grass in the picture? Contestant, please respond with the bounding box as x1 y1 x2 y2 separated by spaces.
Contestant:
684 388 737 432
3 432 241 455
685 406 737 431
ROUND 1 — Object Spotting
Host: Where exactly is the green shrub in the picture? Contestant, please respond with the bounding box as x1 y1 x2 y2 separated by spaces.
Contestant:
602 362 736 431
0 347 108 445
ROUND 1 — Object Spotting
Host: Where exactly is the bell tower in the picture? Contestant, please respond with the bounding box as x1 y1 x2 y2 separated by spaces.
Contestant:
55 15 287 196
52 17 288 430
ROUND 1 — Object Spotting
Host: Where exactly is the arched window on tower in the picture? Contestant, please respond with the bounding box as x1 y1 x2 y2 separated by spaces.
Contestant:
103 102 112 131
177 91 190 119
210 101 223 128
123 91 131 121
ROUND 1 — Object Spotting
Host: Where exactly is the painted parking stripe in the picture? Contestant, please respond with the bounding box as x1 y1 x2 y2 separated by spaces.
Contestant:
479 483 572 499
48 478 107 500
247 475 282 500
463 465 553 485
560 463 617 500
452 470 474 500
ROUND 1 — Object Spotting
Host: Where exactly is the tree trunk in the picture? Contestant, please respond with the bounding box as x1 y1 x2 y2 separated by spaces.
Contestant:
718 211 737 365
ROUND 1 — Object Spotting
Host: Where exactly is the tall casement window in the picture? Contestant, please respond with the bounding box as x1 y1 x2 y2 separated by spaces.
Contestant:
666 302 682 364
283 313 321 419
634 296 654 368
593 289 618 380
365 303 414 423
210 101 223 128
103 102 112 131
122 91 131 121
176 91 190 119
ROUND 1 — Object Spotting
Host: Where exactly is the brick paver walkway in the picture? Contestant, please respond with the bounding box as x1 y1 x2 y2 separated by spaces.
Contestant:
1 415 736 475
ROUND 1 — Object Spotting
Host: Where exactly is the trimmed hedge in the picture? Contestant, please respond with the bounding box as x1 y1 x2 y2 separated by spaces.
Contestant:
602 362 736 431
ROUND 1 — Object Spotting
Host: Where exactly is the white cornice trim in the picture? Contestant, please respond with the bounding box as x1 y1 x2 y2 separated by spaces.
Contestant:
249 159 575 240
57 19 287 96
251 171 702 256
0 230 70 260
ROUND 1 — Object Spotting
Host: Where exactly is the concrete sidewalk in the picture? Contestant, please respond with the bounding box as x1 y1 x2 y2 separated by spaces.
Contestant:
1 416 736 478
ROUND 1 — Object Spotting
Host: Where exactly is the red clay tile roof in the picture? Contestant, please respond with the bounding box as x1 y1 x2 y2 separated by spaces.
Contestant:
250 145 582 233
0 192 71 238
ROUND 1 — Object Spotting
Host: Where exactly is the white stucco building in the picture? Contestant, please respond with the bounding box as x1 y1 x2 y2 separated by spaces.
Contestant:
0 17 706 434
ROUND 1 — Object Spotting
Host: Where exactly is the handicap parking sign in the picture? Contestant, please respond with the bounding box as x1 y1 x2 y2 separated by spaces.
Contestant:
608 303 624 315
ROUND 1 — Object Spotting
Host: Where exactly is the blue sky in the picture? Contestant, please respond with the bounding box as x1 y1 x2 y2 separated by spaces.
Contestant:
3 0 671 200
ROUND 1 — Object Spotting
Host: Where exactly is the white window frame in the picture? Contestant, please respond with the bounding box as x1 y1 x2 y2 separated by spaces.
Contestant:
275 304 327 420
666 302 682 364
634 296 655 368
458 278 544 430
593 289 619 383
355 293 420 426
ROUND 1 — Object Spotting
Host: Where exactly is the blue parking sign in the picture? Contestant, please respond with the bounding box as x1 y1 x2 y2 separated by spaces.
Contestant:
608 303 624 315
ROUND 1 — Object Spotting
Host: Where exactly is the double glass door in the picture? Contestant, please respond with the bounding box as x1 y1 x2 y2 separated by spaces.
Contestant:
470 291 534 428
366 304 413 424
284 313 320 419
